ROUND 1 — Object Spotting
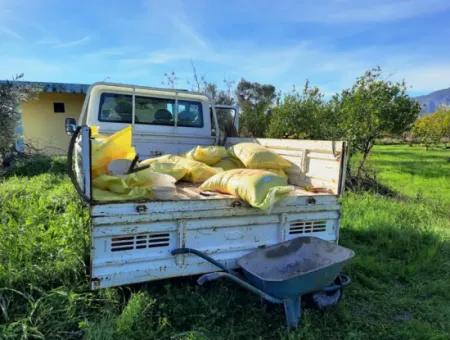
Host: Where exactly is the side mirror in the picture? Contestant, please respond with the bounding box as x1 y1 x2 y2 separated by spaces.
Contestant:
65 118 77 135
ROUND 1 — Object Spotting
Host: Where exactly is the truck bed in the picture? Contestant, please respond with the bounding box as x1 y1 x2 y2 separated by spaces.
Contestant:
92 181 334 205
71 127 347 289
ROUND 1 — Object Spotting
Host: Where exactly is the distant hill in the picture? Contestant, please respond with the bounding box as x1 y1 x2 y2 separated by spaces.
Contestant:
415 88 450 115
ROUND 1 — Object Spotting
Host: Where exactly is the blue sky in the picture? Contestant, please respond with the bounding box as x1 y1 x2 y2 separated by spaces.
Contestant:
1 0 450 96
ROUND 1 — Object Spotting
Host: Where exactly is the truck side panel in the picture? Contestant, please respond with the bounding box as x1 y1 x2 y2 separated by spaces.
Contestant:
90 197 340 289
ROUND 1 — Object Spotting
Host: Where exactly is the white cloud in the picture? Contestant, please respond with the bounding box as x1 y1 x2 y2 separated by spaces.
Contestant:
0 26 23 40
393 64 450 93
268 0 450 23
124 50 192 65
53 36 91 48
171 17 208 49
323 0 449 22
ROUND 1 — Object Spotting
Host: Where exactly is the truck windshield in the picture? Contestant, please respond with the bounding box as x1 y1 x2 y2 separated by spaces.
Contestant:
98 92 203 128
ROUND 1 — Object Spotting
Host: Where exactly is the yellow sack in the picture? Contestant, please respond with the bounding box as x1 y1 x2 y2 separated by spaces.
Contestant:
200 169 294 211
92 168 176 201
215 157 244 171
264 168 288 179
229 143 291 169
93 187 152 202
93 174 131 194
91 126 136 178
139 155 187 181
184 146 228 165
165 155 221 183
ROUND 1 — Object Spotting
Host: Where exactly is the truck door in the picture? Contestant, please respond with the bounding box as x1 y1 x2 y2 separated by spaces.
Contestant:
214 105 239 141
67 125 92 202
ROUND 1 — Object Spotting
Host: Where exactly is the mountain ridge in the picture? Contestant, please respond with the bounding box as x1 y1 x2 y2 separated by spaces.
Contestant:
415 87 450 115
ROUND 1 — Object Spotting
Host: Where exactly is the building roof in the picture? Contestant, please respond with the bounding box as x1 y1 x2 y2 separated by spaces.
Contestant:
0 80 89 94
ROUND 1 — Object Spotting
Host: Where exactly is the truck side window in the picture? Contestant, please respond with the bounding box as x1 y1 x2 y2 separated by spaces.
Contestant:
99 93 132 123
98 93 203 128
177 101 203 128
135 96 174 126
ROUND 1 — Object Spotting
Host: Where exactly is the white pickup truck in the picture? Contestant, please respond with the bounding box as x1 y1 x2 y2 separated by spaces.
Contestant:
66 82 348 290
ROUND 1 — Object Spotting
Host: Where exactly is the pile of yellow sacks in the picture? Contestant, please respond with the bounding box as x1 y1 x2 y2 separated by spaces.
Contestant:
90 126 176 202
90 126 293 210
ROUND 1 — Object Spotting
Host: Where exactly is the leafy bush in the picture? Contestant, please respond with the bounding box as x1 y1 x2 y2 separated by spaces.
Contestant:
267 82 335 139
0 75 38 165
266 68 420 181
412 106 450 148
236 79 277 137
331 67 420 177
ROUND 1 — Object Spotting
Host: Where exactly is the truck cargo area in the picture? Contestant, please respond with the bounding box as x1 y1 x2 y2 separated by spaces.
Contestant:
67 82 348 289
92 182 334 203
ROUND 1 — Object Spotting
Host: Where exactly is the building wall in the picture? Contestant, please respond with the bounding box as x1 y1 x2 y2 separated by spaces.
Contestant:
21 92 85 155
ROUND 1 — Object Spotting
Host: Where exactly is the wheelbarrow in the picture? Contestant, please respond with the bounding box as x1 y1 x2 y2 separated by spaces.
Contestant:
171 236 355 328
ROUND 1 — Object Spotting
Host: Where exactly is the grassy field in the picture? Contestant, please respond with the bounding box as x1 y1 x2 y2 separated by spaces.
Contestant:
1 145 449 339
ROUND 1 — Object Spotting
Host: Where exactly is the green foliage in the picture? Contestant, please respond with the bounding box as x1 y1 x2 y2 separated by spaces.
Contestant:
412 106 450 148
267 82 336 139
241 68 420 180
0 74 39 165
331 67 420 176
1 148 449 339
236 79 277 137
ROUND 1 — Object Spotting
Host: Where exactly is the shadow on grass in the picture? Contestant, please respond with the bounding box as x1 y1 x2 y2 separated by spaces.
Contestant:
346 174 399 198
373 150 448 160
339 222 450 336
370 159 450 179
1 154 67 178
84 219 450 339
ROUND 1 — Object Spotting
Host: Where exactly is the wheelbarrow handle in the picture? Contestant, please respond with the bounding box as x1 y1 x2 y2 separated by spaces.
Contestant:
197 271 283 304
171 247 234 275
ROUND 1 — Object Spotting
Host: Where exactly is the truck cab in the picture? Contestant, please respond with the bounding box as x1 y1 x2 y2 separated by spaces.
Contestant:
73 82 237 157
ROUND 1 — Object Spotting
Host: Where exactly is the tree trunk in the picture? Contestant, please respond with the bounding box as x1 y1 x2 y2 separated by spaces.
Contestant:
356 141 374 179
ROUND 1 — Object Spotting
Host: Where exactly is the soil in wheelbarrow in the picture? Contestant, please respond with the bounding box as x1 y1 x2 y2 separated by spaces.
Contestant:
238 237 353 282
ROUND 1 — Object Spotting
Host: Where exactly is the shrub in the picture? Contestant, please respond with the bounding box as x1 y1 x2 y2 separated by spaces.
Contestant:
0 75 38 166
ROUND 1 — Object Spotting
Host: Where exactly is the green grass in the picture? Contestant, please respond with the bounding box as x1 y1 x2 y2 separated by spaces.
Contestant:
369 144 450 212
1 147 449 339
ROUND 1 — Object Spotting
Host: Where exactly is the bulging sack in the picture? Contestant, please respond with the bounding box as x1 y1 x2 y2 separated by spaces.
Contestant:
165 155 221 183
142 155 220 183
200 169 294 211
92 168 176 201
214 156 244 171
229 143 292 169
139 155 188 181
264 168 288 179
184 146 228 165
93 187 152 202
91 125 136 178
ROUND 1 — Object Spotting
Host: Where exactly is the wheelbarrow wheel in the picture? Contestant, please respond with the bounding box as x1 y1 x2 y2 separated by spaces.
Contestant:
308 288 342 311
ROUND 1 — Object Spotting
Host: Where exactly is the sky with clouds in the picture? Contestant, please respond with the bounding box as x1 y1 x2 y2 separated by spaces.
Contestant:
1 0 449 96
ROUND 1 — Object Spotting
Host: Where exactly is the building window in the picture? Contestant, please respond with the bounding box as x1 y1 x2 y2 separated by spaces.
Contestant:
53 102 65 113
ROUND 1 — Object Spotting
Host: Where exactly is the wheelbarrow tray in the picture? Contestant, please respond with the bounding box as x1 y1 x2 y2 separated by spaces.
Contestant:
237 236 355 299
